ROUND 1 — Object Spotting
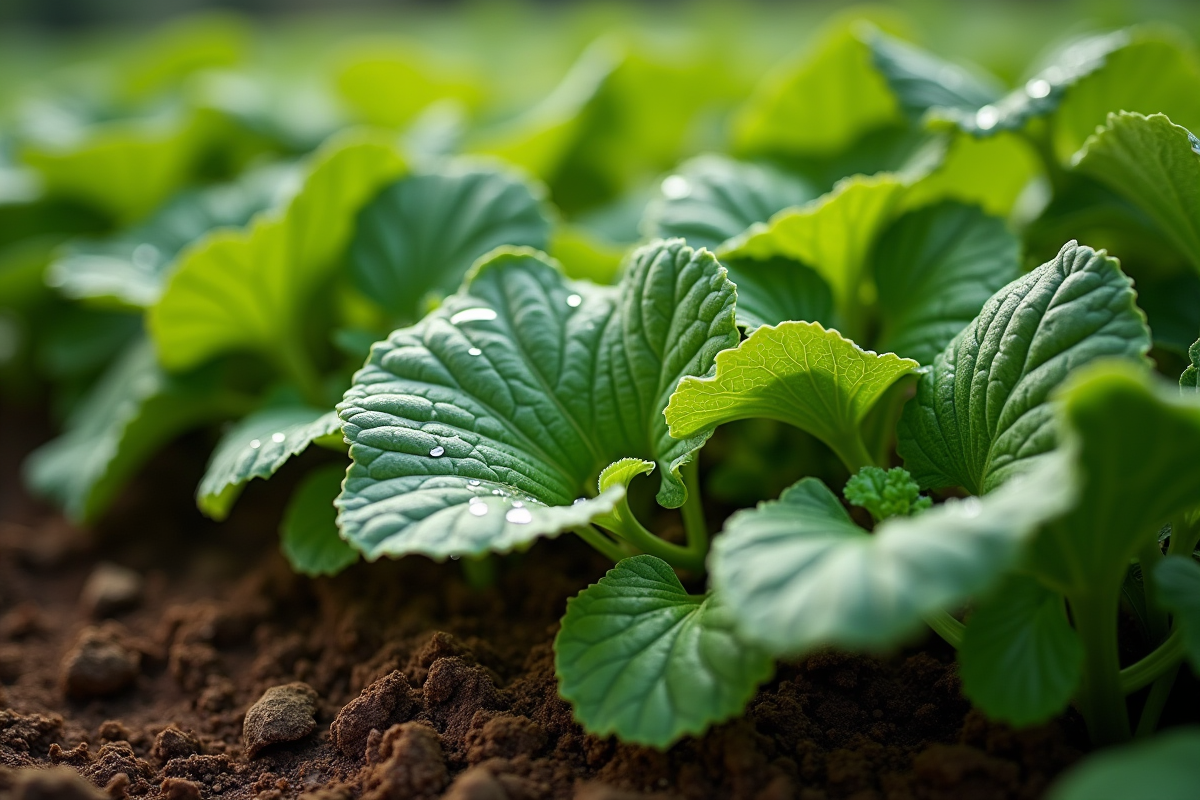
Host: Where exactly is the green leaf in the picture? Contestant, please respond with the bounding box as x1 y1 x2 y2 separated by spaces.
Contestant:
149 132 406 372
722 255 835 332
640 155 816 252
843 465 930 522
196 406 342 522
866 28 1002 118
1182 338 1200 391
23 338 222 522
904 131 1042 217
48 164 292 309
554 555 773 748
597 457 655 494
349 160 553 322
1048 727 1200 800
872 201 1021 365
336 241 737 560
281 464 359 577
718 174 906 321
1028 362 1200 595
959 575 1083 727
710 453 1074 656
1155 556 1200 671
665 321 917 472
1072 112 1200 275
733 23 902 159
333 40 482 128
897 240 1151 495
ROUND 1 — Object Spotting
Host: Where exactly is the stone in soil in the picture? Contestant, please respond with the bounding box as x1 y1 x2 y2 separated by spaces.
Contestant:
243 682 319 757
330 669 418 758
60 626 140 699
78 562 143 618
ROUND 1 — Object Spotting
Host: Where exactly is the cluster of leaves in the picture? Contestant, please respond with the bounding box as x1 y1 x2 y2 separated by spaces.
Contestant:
6 8 1200 794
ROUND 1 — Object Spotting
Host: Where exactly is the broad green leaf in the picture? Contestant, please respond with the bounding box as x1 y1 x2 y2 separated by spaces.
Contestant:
1182 338 1200 390
48 164 293 309
718 174 906 320
733 24 902 159
336 241 737 560
903 131 1041 217
1053 35 1200 162
196 406 342 522
116 13 248 101
1072 113 1200 274
1156 556 1200 671
281 464 359 577
721 256 835 332
21 112 210 224
554 555 773 748
666 321 917 471
149 132 405 372
872 201 1021 365
897 240 1151 495
23 338 223 522
640 155 816 252
349 161 553 322
710 453 1073 656
866 28 1002 118
1049 727 1200 800
1029 363 1200 595
959 576 1082 727
548 226 625 285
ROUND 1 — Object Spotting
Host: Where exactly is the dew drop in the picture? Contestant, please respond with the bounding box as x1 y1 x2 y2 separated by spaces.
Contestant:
959 496 982 518
450 307 498 325
572 497 586 505
450 554 461 560
661 174 691 199
1025 78 1051 99
566 293 582 308
271 432 286 443
469 503 488 517
468 479 481 486
131 243 159 270
491 488 509 497
429 446 445 457
249 439 261 449
505 507 533 524
974 105 999 131
512 500 525 508
468 347 482 356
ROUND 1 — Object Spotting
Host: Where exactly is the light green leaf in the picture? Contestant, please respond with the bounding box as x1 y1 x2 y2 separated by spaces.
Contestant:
733 24 902 159
665 321 917 471
548 225 626 285
149 132 406 372
1053 35 1200 162
866 28 1002 118
903 131 1042 217
1072 112 1200 275
718 174 906 321
48 164 293 309
710 453 1074 656
23 338 222 522
281 464 359 577
897 240 1151 495
959 576 1083 727
197 406 342 522
554 555 773 748
640 155 816 252
872 201 1021 365
1049 727 1200 800
722 256 835 332
1156 556 1200 671
598 458 655 494
349 160 553 322
1029 363 1200 596
336 241 737 560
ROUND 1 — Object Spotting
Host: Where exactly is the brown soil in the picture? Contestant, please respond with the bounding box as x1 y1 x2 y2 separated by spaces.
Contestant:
0 402 1093 800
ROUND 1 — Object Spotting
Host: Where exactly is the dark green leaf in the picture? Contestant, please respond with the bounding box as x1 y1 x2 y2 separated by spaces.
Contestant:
554 555 773 747
1049 727 1200 800
281 464 359 577
722 255 835 332
866 29 1002 118
1154 556 1200 671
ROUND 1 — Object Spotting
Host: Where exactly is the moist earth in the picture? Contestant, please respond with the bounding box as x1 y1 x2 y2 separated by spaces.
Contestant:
0 405 1090 799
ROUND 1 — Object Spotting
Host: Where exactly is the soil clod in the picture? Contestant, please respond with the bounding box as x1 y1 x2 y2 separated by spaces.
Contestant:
152 727 202 763
60 626 141 699
79 563 143 619
330 670 418 759
361 722 449 799
242 682 319 758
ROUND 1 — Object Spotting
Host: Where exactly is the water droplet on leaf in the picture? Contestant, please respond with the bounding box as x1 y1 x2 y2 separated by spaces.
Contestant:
974 105 999 131
468 479 481 486
505 507 533 524
450 307 498 325
249 439 261 449
1025 78 1051 98
566 294 582 308
271 432 285 443
469 503 488 517
468 347 482 356
429 446 445 457
661 175 691 199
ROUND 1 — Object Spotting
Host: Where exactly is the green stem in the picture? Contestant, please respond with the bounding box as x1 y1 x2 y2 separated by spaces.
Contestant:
830 432 877 474
1070 588 1131 745
680 459 708 557
1121 629 1185 694
573 525 634 564
1135 663 1180 737
274 336 325 407
461 554 496 590
1138 538 1169 644
924 609 965 649
604 512 707 572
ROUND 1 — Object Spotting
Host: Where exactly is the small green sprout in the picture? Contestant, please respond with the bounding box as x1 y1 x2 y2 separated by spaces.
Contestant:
843 465 931 522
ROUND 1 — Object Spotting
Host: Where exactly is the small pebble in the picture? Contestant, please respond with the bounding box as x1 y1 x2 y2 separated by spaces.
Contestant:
79 562 143 618
153 726 201 762
243 682 319 757
61 627 140 699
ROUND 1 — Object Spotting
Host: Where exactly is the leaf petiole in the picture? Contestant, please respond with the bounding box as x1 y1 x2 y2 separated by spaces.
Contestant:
680 459 709 556
1120 628 1185 694
572 525 635 564
924 609 965 648
1071 587 1132 744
